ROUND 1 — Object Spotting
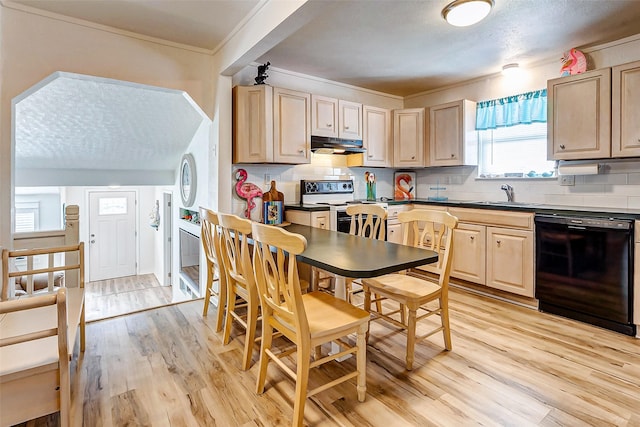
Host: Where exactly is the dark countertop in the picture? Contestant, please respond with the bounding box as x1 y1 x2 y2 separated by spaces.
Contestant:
284 223 438 278
286 199 640 220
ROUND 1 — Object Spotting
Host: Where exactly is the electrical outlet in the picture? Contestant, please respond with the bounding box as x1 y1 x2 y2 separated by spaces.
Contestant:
560 175 575 186
264 174 271 184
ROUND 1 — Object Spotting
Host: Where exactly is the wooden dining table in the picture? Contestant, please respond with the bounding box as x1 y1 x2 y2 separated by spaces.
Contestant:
284 223 439 297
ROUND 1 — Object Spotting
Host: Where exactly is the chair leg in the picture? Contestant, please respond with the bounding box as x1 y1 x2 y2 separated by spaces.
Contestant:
80 306 86 352
242 294 259 370
363 286 372 342
202 268 213 316
406 308 417 371
222 286 236 345
256 319 273 394
214 278 226 332
356 324 367 402
293 343 311 427
441 297 452 351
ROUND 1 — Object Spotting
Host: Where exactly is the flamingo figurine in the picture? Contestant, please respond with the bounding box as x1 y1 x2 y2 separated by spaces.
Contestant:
234 168 263 219
560 48 587 76
394 173 414 200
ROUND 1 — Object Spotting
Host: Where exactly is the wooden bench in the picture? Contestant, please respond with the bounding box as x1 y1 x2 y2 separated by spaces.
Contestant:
0 243 85 427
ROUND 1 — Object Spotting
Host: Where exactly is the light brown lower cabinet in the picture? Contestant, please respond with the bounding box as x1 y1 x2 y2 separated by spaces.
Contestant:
445 207 535 298
285 210 329 229
450 223 486 285
485 226 534 297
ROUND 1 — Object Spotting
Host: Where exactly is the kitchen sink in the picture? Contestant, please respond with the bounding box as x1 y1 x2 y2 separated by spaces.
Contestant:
472 201 539 206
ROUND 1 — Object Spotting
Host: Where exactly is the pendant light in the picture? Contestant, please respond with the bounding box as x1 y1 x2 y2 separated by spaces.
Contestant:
442 0 494 27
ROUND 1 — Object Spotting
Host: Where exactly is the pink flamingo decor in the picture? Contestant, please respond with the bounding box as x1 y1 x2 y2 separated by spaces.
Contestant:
560 48 587 76
394 173 415 200
234 168 263 219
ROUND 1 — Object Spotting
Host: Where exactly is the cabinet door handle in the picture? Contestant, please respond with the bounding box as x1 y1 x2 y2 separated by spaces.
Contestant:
559 144 566 150
326 123 332 127
344 125 350 130
469 236 474 240
368 154 373 158
298 149 305 153
411 156 415 160
450 154 455 158
496 240 501 246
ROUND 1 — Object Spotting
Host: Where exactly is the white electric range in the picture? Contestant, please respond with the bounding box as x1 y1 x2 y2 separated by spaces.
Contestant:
300 179 388 232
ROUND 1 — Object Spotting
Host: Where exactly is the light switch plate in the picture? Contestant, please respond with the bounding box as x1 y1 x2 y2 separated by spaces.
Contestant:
560 175 575 186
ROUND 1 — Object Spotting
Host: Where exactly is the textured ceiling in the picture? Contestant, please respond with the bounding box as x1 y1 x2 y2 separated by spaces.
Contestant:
258 0 640 96
14 73 207 174
10 0 640 96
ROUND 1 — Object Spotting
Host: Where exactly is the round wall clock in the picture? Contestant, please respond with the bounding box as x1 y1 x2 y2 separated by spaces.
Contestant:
180 153 197 207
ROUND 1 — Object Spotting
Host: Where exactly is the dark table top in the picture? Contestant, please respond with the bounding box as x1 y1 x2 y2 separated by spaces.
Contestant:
284 224 438 278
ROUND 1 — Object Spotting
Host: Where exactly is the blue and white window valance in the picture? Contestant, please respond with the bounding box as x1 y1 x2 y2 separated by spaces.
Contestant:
475 89 547 130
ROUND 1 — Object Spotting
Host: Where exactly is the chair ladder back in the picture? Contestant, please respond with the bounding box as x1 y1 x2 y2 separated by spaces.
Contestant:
251 223 308 333
346 204 387 241
218 214 253 289
399 210 458 281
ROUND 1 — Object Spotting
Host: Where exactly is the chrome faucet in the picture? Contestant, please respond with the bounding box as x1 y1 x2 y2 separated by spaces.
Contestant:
501 184 514 202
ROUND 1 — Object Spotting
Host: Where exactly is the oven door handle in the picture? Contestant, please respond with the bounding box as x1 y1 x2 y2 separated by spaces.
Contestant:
567 225 587 230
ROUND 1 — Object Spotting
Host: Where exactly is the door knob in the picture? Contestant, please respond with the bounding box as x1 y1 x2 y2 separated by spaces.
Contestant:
90 240 96 244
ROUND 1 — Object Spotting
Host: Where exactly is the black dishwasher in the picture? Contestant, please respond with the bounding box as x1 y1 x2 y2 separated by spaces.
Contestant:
535 214 635 336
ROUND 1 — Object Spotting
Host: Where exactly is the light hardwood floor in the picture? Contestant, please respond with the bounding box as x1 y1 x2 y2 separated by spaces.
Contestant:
19 288 640 426
85 274 173 321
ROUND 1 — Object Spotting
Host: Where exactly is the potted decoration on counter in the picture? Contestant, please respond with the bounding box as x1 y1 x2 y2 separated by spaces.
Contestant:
365 171 376 201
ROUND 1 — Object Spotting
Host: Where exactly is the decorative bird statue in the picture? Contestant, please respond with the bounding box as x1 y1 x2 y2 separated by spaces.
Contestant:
234 168 263 219
560 48 587 76
394 173 414 200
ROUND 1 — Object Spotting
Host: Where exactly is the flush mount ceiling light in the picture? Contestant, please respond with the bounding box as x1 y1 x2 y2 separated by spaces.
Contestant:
502 63 521 77
442 0 494 27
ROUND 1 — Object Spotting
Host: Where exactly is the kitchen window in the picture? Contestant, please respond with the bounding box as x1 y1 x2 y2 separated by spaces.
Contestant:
475 89 554 178
477 122 555 178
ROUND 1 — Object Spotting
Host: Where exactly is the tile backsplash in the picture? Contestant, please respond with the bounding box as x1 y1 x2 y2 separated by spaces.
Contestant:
231 156 640 220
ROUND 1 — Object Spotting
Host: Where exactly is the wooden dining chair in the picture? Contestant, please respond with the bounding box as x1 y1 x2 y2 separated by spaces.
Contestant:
251 222 370 427
344 204 387 310
218 213 260 371
200 208 227 332
362 209 458 370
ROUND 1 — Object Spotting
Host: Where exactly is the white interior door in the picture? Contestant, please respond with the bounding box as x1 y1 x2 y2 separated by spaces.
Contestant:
89 191 137 281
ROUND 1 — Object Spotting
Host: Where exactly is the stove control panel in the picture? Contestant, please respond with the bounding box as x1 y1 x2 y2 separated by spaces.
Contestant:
301 179 354 194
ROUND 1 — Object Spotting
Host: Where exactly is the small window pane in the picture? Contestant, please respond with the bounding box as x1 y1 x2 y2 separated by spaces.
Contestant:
15 212 36 232
99 198 127 215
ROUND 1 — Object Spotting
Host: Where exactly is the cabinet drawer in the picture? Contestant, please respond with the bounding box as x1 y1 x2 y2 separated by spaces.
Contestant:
285 210 312 226
448 208 533 230
387 205 410 223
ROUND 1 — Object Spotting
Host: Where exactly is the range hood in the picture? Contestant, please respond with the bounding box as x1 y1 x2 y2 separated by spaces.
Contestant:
310 135 366 155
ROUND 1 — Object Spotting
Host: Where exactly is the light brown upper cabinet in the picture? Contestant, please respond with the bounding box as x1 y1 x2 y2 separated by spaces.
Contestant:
427 99 478 167
362 106 392 167
547 68 612 160
311 95 338 137
311 96 362 140
612 60 640 157
233 85 311 164
393 108 425 167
